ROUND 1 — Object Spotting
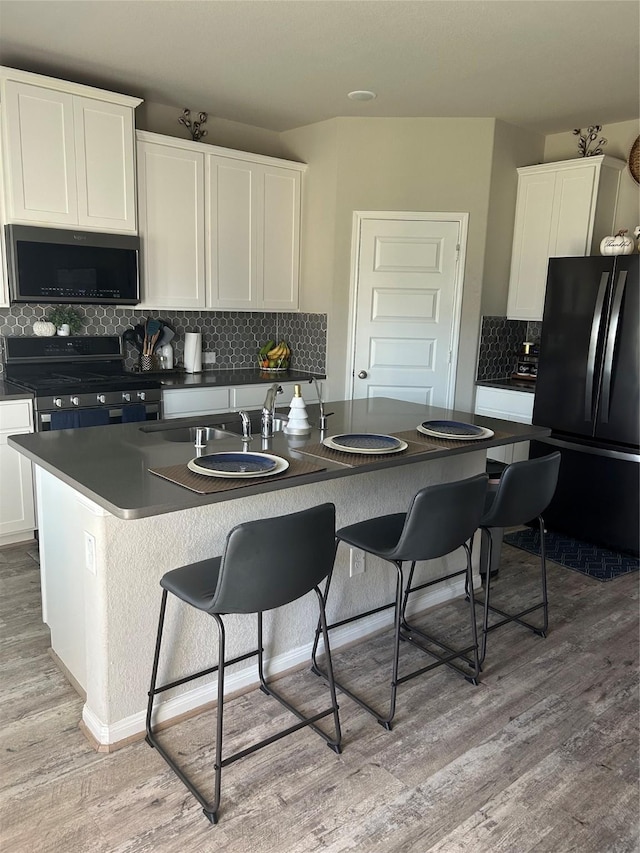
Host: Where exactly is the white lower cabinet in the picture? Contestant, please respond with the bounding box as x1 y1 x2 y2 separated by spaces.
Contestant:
0 399 35 544
474 385 534 465
231 380 320 411
162 380 322 420
162 387 230 420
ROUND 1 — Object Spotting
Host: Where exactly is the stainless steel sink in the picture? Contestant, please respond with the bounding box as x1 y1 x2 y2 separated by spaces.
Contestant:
140 413 289 442
142 424 232 442
165 426 234 443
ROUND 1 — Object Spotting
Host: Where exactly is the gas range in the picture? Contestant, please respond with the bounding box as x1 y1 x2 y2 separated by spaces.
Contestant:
3 335 162 429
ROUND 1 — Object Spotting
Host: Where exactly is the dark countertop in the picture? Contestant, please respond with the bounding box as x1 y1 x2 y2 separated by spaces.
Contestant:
9 398 550 521
130 367 325 389
0 379 34 402
0 368 323 401
476 378 536 393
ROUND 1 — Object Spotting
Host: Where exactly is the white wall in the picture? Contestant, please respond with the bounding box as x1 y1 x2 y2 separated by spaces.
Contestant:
136 100 287 160
481 122 545 317
281 117 498 409
136 105 637 409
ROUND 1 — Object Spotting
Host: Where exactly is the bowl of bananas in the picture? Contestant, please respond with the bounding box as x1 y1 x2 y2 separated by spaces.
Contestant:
258 339 291 371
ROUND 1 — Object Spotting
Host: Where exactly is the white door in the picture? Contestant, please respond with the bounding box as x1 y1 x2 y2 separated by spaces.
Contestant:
350 213 466 407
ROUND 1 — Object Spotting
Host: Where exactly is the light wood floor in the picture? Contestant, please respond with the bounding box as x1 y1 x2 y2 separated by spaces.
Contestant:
1 538 638 852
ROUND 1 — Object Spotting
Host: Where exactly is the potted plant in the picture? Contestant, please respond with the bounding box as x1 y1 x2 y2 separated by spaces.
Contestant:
47 306 83 336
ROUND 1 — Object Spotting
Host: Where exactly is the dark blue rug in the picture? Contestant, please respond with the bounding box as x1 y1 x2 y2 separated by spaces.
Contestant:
503 528 640 582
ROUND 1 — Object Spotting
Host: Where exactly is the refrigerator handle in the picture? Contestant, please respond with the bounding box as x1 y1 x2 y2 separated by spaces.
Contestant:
585 272 610 422
599 270 627 424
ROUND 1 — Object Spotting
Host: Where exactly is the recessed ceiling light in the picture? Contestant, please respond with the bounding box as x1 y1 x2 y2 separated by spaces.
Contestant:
347 90 376 101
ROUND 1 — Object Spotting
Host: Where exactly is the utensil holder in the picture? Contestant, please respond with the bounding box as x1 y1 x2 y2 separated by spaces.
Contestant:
140 354 157 372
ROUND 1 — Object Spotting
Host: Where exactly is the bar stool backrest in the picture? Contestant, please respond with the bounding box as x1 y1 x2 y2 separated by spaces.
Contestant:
390 473 488 561
480 452 561 529
209 502 336 614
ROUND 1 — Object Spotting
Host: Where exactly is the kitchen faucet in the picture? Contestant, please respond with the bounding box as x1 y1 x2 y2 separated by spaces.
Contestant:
261 383 282 437
311 378 333 431
239 410 252 443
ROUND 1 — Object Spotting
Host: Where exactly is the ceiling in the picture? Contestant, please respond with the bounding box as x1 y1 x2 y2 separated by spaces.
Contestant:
0 0 638 136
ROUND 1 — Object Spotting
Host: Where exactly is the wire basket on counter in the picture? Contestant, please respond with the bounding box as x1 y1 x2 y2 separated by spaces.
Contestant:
258 341 291 372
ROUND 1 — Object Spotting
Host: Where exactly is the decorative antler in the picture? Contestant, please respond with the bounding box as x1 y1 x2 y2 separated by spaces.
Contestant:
178 109 209 142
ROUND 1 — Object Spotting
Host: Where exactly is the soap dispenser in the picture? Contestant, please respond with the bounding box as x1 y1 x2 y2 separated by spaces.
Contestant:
284 384 311 434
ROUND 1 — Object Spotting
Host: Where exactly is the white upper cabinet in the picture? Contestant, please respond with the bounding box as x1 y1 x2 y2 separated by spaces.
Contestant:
72 97 138 231
0 112 8 307
0 67 141 233
506 156 624 321
137 131 305 312
206 154 255 309
259 165 301 311
137 140 206 309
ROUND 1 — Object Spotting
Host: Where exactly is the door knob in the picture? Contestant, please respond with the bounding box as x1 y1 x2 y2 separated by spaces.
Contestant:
358 370 368 379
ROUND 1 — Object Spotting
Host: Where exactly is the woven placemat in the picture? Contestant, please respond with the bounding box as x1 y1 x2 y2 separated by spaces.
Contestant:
149 457 326 494
393 428 513 450
298 438 435 467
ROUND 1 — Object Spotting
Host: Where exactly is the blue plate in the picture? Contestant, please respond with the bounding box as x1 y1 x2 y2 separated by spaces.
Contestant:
187 452 288 478
324 433 408 454
417 420 494 440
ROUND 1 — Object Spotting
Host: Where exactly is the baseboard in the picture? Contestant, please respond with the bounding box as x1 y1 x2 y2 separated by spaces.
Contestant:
81 577 466 748
49 647 86 700
0 531 36 548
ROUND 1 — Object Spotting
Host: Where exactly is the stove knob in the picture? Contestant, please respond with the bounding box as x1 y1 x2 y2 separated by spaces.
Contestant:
71 396 80 407
122 392 131 403
97 394 106 404
137 391 146 401
54 398 63 408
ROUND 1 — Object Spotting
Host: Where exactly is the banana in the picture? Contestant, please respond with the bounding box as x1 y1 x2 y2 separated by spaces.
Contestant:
259 339 275 357
264 341 290 363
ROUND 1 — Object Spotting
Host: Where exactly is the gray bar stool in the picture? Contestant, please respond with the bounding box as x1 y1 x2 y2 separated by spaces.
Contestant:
311 474 488 730
478 452 561 665
146 503 342 825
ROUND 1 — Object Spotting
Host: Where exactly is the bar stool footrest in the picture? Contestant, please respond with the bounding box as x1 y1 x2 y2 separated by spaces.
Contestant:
479 600 547 636
399 624 480 682
312 661 394 729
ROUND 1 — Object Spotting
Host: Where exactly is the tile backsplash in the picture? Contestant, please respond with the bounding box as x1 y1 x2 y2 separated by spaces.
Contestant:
0 306 327 373
476 316 543 381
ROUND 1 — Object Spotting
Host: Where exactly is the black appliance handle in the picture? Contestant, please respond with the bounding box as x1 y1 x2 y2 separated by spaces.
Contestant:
599 269 627 424
585 272 610 422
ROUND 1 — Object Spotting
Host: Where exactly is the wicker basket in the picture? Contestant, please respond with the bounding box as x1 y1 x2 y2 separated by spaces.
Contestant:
629 135 640 186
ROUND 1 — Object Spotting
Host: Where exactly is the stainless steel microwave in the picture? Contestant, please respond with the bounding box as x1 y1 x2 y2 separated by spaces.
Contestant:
5 224 140 305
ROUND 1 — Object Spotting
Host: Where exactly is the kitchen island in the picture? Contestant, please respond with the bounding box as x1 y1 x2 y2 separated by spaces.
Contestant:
10 398 549 748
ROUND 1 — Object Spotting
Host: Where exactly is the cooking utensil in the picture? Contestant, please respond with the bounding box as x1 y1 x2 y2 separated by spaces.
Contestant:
143 319 162 356
122 328 141 352
133 323 146 350
154 326 175 351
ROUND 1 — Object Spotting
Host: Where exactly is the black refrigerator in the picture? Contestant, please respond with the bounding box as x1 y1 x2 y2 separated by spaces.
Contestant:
530 254 639 556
